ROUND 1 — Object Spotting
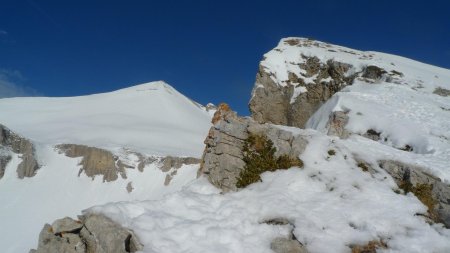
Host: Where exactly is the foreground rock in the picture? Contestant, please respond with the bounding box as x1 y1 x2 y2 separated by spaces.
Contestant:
199 104 308 192
0 123 40 179
30 214 142 253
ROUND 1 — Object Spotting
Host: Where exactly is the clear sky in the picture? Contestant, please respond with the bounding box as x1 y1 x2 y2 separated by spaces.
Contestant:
1 0 449 115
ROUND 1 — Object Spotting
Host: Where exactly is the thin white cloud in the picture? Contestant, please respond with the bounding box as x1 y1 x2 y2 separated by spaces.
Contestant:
0 69 40 98
0 30 7 35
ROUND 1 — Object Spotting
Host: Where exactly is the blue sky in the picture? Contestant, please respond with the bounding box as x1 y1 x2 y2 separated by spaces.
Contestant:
1 0 449 115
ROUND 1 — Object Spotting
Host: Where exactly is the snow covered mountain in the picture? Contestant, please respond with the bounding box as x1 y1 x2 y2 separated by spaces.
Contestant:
3 38 450 253
0 81 213 253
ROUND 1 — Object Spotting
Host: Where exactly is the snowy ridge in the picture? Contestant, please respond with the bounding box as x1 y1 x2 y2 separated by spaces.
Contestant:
0 81 212 157
261 37 450 94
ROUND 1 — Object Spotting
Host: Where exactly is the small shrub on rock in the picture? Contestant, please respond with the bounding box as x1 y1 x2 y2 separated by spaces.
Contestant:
236 134 303 188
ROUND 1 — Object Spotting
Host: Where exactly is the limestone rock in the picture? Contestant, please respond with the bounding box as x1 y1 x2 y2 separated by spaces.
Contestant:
51 217 83 234
249 38 395 129
250 55 355 128
0 124 40 179
362 65 387 80
31 214 143 253
271 238 309 253
326 111 350 138
159 156 200 172
56 144 126 182
378 160 450 227
199 104 308 192
56 144 199 185
80 214 142 253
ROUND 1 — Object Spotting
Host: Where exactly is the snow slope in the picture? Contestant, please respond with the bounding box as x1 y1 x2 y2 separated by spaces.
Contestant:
87 129 450 253
0 81 213 253
0 81 212 157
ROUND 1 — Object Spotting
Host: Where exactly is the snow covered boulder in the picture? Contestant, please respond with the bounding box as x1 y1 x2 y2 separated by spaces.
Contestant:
0 123 39 179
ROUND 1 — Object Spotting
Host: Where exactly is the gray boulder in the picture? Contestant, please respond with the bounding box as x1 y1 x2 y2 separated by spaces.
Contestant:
31 214 142 253
0 124 40 179
199 104 308 192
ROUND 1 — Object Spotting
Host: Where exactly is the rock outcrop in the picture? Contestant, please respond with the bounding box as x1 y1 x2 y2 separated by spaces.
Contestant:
0 124 40 179
249 38 392 129
199 104 308 192
56 144 200 184
56 144 132 182
378 160 450 227
30 214 142 253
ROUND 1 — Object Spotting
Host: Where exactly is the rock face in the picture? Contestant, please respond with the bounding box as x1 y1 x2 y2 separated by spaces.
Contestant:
378 160 450 227
199 104 308 192
0 124 40 179
56 144 199 184
249 38 392 128
30 214 142 253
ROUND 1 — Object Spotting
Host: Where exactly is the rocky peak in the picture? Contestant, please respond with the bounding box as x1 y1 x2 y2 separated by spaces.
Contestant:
249 37 410 128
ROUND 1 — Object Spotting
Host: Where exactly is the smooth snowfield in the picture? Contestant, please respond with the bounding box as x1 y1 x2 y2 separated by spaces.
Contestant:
0 81 213 252
87 130 450 253
0 81 212 157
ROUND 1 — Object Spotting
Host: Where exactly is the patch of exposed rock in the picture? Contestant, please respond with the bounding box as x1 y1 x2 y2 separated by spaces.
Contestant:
56 144 200 185
262 218 309 253
0 123 40 179
30 214 142 253
199 103 308 192
326 111 350 138
378 160 450 227
250 58 355 128
56 144 131 182
434 87 450 97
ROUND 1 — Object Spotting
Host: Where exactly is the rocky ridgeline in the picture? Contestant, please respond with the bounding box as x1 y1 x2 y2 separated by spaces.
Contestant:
30 214 142 253
199 103 308 192
0 124 39 179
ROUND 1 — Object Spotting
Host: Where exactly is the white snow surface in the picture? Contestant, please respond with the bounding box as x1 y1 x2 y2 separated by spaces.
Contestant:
0 81 213 252
0 81 212 157
87 129 450 253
